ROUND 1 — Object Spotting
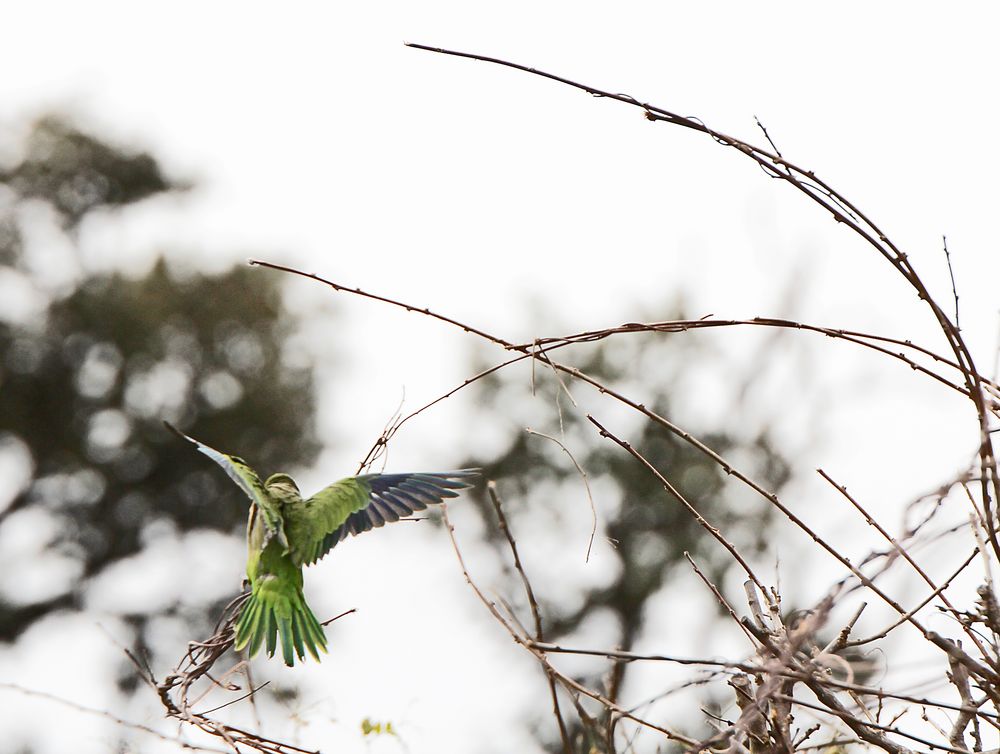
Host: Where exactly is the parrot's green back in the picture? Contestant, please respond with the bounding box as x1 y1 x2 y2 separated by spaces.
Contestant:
166 423 478 666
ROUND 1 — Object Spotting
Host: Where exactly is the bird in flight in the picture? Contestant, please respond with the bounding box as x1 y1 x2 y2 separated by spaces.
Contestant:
167 423 478 666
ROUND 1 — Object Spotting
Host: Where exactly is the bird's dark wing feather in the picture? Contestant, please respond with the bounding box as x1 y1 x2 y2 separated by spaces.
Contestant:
284 470 479 566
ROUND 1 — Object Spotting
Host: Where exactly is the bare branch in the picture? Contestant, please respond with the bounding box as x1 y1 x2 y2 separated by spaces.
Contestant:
0 682 230 753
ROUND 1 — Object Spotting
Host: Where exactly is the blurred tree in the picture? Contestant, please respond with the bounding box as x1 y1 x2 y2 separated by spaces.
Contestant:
0 117 319 661
460 333 791 752
0 115 176 230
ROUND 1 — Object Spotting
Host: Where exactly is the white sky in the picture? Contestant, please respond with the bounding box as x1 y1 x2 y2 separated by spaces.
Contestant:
2 2 1000 752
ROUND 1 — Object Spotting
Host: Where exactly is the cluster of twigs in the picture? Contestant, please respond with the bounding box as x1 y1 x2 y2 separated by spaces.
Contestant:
144 594 357 753
142 592 315 754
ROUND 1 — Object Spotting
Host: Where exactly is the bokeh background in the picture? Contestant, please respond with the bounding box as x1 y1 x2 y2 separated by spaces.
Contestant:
1 2 999 752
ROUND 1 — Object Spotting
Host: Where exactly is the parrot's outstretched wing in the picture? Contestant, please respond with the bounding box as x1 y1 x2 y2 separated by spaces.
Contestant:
284 470 479 566
165 421 287 548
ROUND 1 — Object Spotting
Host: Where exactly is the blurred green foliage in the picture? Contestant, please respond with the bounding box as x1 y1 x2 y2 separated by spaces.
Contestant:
360 718 398 737
0 116 174 228
0 117 319 649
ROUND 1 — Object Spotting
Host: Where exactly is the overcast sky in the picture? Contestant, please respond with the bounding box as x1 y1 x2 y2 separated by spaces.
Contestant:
2 3 999 752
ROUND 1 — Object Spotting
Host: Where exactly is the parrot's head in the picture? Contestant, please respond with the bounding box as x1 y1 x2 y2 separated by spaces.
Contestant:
265 473 300 497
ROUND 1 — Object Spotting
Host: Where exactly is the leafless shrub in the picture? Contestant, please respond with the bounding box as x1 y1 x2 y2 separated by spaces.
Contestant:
263 45 1000 753
111 46 1000 752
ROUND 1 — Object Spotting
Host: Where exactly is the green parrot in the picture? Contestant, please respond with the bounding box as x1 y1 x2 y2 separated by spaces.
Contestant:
167 423 478 666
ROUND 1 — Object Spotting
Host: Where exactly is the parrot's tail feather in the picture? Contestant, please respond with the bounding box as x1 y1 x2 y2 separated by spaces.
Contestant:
301 607 326 661
234 583 328 666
